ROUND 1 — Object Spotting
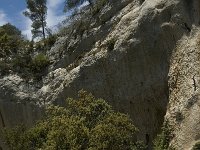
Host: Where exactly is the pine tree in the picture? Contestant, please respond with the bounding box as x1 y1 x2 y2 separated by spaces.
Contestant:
24 0 47 40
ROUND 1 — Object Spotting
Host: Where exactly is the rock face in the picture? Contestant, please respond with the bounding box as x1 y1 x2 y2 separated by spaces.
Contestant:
166 29 200 149
0 75 43 149
1 0 200 149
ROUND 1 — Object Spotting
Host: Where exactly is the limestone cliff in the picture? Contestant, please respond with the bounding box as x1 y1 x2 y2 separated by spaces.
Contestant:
166 28 200 149
0 0 200 149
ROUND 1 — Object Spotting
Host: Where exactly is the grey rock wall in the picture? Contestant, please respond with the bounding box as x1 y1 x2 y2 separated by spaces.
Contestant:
1 0 200 149
166 28 200 149
39 0 198 145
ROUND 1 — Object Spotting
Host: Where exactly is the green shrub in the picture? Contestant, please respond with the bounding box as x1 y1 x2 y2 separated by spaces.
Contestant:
31 54 49 72
33 35 57 52
2 125 29 150
0 53 50 80
0 60 11 75
3 90 145 150
34 41 44 51
153 121 173 150
30 53 50 79
10 55 32 79
44 34 57 49
12 55 31 70
0 23 23 58
106 38 116 51
0 34 12 57
20 40 34 54
0 23 53 80
192 141 200 150
89 113 138 149
0 23 21 37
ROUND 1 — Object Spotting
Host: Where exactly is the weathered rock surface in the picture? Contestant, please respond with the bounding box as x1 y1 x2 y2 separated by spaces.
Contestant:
166 28 200 149
0 75 43 149
1 0 200 149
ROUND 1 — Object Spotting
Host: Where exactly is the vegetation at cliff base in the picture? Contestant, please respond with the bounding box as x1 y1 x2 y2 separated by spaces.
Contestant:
2 90 146 150
192 141 200 150
153 121 174 150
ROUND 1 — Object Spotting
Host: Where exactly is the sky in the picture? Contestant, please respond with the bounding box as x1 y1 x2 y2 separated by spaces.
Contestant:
0 0 66 39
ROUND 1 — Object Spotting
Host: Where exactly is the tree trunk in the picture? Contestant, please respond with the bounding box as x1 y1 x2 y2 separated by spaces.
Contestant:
41 13 46 40
42 21 45 40
0 109 5 127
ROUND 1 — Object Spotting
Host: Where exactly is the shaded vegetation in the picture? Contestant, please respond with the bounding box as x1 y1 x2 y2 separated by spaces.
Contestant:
2 91 146 150
192 141 200 150
153 121 174 150
0 23 23 58
0 23 54 80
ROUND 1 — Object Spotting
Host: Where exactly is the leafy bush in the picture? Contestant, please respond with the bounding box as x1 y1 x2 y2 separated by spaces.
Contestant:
0 23 53 80
192 141 200 150
0 60 11 76
44 34 57 49
12 55 31 71
153 121 174 150
89 113 140 149
3 90 146 150
10 53 50 80
2 125 29 150
0 53 50 80
34 35 57 52
0 23 21 37
107 38 116 51
0 34 13 57
0 23 23 58
31 54 49 72
0 52 50 80
30 53 50 79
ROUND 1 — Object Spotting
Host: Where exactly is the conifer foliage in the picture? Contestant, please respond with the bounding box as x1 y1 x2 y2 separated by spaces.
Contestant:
24 0 47 40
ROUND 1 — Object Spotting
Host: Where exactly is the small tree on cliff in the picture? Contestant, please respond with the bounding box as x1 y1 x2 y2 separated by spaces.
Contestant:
24 0 47 40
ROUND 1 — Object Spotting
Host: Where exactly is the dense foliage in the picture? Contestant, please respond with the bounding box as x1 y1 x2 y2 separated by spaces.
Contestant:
153 121 174 150
0 23 23 57
10 53 50 80
3 91 146 150
0 23 53 80
30 53 50 79
192 141 200 150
